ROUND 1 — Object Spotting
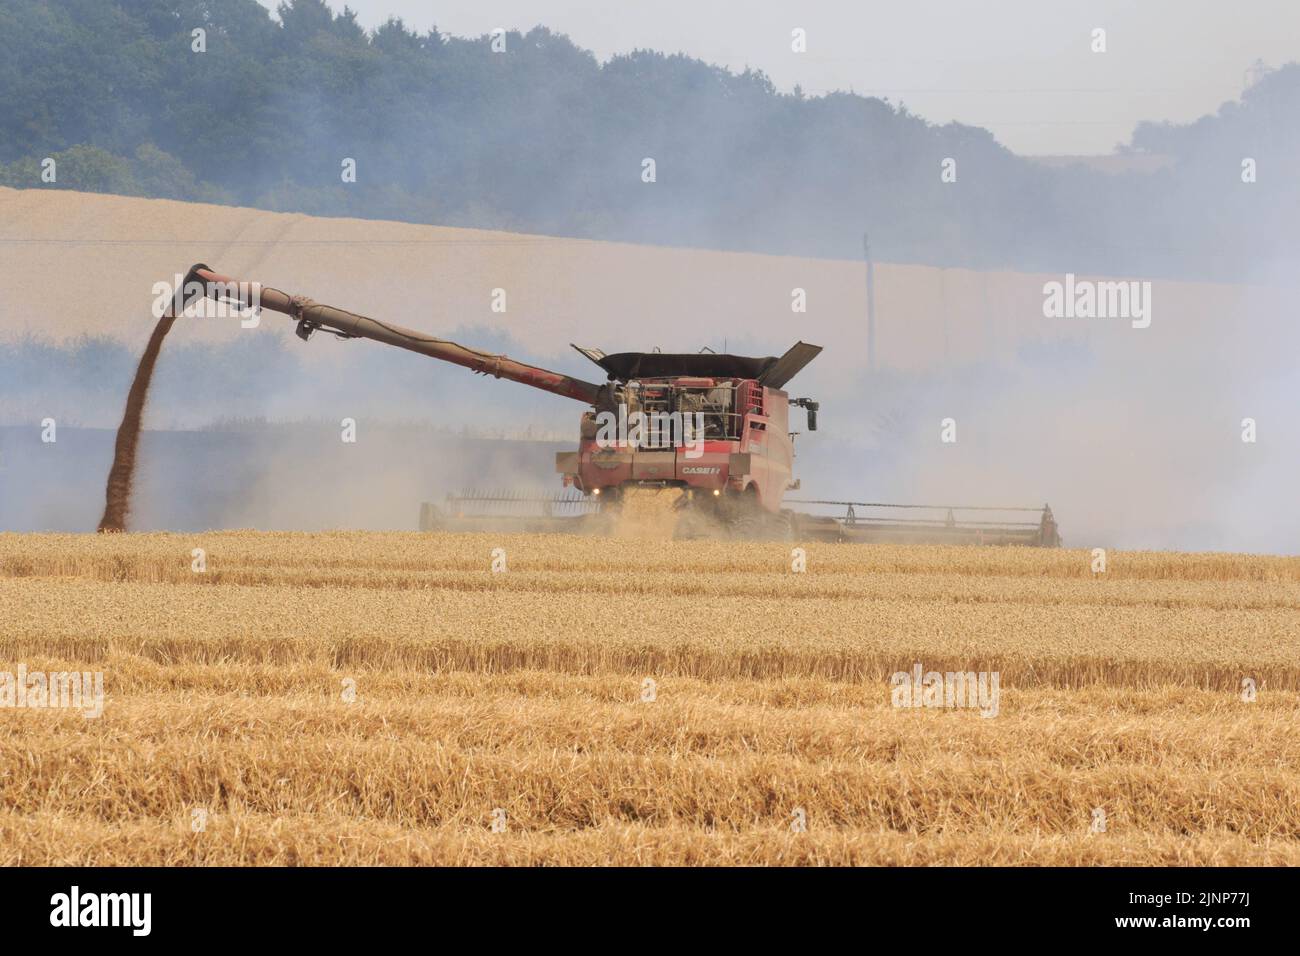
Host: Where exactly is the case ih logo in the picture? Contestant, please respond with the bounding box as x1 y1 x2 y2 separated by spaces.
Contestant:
681 466 720 474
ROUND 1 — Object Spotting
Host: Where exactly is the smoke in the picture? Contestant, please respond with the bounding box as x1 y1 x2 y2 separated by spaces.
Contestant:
3 247 1296 551
791 268 1300 553
2 11 1297 551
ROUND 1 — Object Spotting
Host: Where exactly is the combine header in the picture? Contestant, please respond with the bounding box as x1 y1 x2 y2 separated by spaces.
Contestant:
183 265 1060 546
419 490 600 534
787 501 1061 547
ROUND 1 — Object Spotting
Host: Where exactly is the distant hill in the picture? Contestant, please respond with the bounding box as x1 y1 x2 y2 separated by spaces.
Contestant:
0 0 1296 282
0 187 1295 552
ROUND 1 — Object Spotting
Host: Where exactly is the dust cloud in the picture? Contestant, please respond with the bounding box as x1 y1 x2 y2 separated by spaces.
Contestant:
2 191 1296 552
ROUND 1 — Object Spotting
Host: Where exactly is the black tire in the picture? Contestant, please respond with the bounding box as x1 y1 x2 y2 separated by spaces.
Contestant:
729 509 763 540
730 503 794 542
727 491 771 540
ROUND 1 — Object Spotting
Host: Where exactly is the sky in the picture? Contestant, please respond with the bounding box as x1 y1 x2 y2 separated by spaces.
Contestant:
259 0 1300 155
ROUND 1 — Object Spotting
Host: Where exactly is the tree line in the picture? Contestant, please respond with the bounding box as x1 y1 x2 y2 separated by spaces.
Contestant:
1 0 1295 281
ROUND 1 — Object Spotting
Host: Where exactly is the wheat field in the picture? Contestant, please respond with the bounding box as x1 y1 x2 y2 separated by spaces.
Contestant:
1 529 1298 866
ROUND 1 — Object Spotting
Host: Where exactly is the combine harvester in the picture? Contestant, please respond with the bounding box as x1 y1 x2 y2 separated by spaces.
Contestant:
184 265 1060 546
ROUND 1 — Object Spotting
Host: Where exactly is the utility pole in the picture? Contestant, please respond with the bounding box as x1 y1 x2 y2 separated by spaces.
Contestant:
863 232 876 372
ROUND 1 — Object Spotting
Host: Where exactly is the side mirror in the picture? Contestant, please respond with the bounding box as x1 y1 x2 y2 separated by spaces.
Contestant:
794 398 819 431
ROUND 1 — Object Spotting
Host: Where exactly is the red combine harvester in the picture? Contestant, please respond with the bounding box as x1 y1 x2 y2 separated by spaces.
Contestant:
184 265 1060 545
549 343 823 537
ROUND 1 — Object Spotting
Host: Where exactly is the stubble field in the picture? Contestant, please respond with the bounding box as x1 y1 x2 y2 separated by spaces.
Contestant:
1 530 1297 865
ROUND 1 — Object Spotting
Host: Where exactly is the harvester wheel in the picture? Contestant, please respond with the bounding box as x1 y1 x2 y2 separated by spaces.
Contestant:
730 503 794 542
728 508 758 540
727 501 768 540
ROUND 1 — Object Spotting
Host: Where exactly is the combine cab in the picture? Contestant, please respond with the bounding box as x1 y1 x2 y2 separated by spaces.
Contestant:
182 265 1060 545
552 343 822 533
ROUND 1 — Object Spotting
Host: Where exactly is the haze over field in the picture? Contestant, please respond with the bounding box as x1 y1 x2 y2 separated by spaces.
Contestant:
0 1 1295 552
0 188 1294 552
